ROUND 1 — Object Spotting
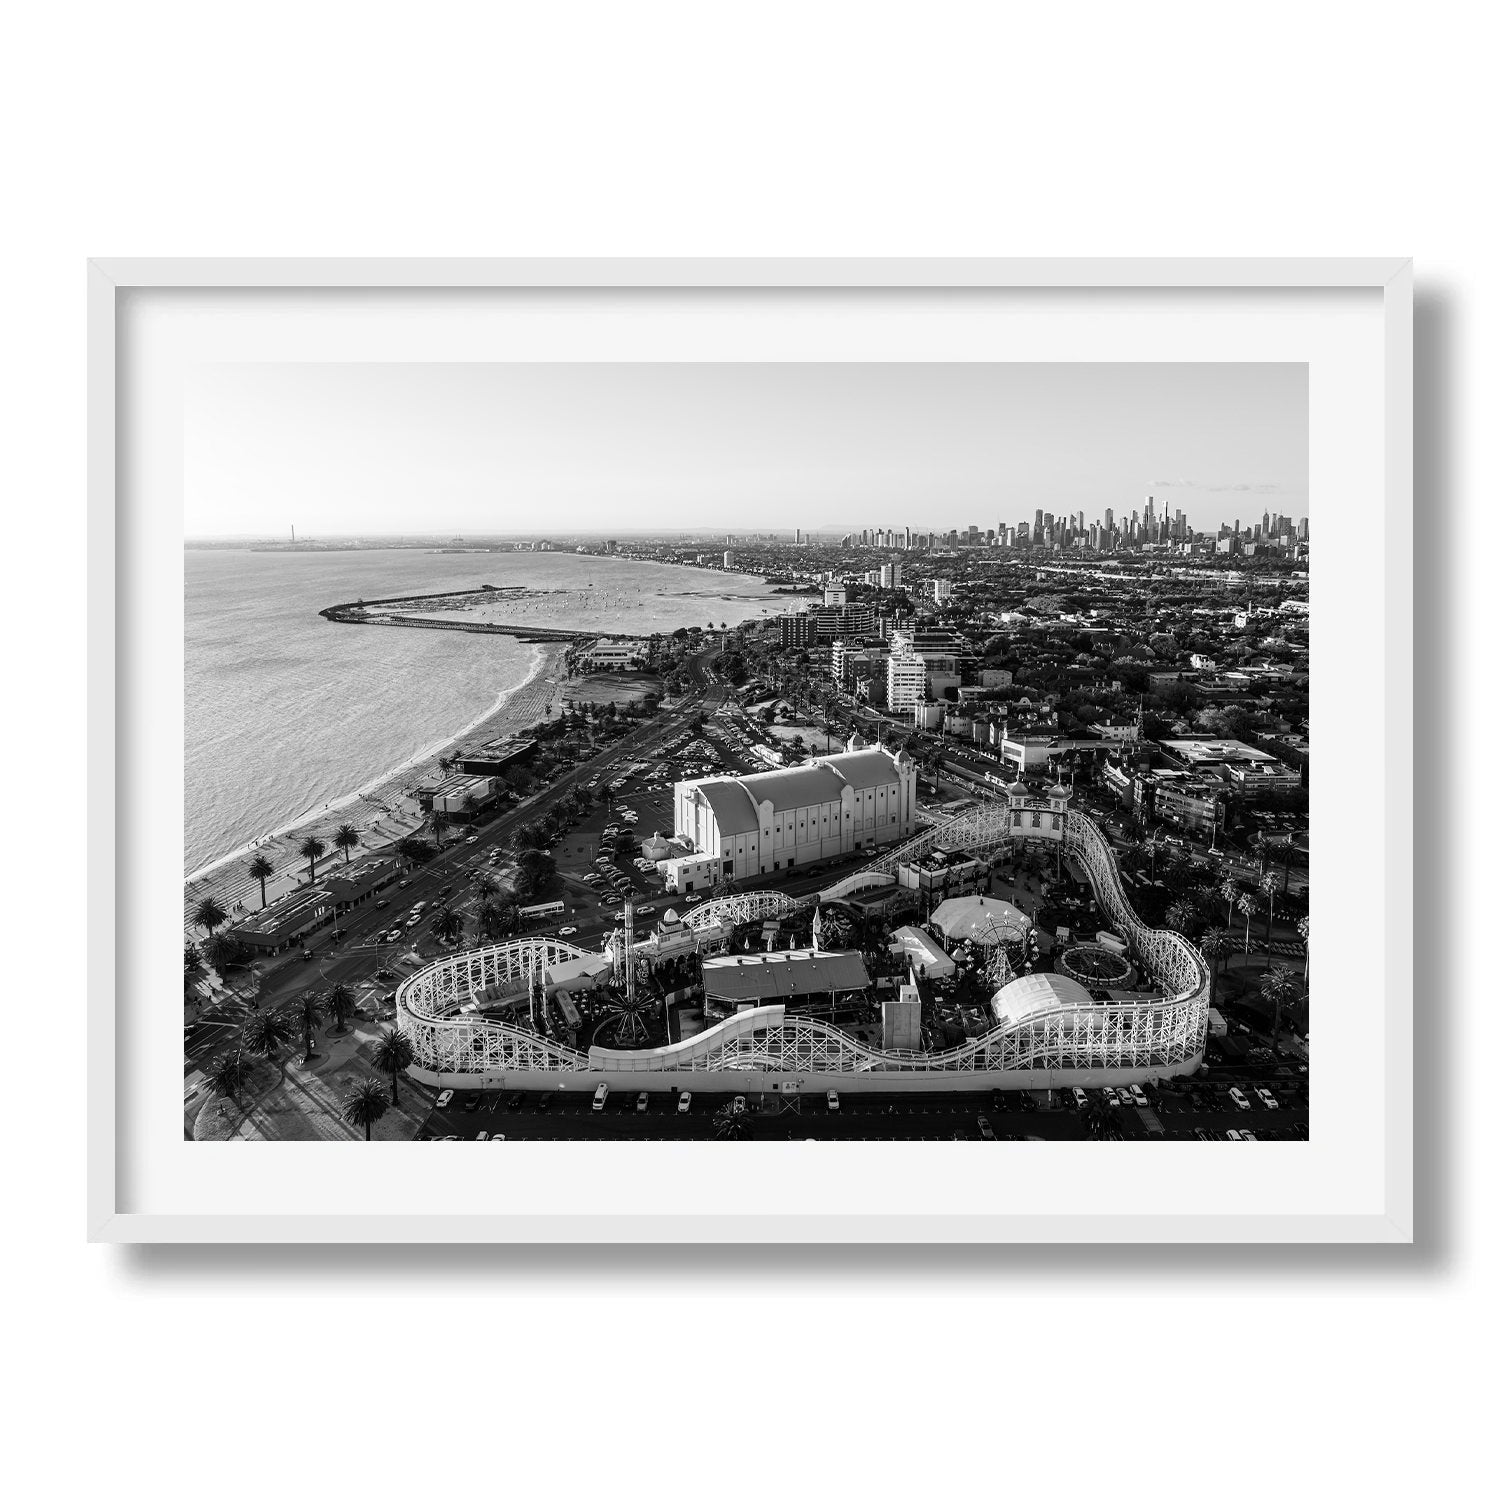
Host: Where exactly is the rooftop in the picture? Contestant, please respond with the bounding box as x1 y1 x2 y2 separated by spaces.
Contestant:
702 949 870 1002
1159 737 1278 766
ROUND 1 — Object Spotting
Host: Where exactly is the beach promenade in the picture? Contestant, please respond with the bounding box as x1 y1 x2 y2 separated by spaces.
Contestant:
183 645 572 939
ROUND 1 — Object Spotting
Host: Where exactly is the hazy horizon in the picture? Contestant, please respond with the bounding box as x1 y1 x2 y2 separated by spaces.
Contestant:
186 362 1308 539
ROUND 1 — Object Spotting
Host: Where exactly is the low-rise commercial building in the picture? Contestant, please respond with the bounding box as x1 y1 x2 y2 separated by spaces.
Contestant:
320 852 401 911
580 637 649 671
232 885 336 955
453 737 537 776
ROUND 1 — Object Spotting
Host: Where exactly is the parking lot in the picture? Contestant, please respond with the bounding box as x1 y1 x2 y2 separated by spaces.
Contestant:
417 1075 1308 1142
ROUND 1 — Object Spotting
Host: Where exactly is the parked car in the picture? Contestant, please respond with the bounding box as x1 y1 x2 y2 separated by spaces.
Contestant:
1071 1087 1088 1108
592 1084 609 1112
678 1092 692 1113
1228 1087 1252 1110
977 1116 996 1140
476 1131 488 1142
635 1092 649 1113
826 1090 840 1112
1256 1088 1280 1109
435 1089 454 1109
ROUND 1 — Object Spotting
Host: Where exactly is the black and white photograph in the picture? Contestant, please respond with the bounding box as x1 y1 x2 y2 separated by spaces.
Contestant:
181 359 1312 1145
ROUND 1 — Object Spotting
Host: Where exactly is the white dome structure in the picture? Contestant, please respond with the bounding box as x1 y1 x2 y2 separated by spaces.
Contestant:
930 895 1032 947
991 971 1094 1026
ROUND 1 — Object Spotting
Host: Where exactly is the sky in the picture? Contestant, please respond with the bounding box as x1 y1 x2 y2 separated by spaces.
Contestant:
184 362 1308 538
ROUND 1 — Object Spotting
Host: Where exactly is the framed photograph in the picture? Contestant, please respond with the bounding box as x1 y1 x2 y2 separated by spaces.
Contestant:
89 258 1411 1243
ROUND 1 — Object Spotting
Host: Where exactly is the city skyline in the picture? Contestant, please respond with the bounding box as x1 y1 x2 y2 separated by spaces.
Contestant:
185 362 1308 539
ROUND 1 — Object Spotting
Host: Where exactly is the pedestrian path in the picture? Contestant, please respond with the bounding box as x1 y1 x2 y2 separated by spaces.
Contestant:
183 803 426 940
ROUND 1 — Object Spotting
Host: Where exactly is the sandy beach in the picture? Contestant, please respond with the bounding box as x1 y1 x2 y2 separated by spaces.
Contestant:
183 641 572 936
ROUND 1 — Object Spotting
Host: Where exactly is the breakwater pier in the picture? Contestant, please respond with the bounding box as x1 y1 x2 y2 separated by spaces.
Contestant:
319 587 594 643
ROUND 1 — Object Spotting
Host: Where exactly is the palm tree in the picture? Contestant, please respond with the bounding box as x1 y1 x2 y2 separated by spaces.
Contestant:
712 1101 751 1140
1218 876 1244 927
1236 892 1262 956
1259 964 1301 1047
247 853 274 907
326 982 357 1035
1198 927 1231 1006
341 1079 390 1141
333 823 360 864
293 991 327 1062
1298 913 1311 983
431 809 449 849
1085 1098 1124 1141
242 1006 297 1076
208 1051 250 1108
184 942 203 987
1259 872 1280 942
432 908 465 946
370 1026 416 1107
193 895 229 940
1165 896 1203 939
478 898 517 942
299 835 326 881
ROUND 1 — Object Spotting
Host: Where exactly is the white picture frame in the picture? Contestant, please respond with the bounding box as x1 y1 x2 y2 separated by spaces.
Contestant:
89 258 1412 1244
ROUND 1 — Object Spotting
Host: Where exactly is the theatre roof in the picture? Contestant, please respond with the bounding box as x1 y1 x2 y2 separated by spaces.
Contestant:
692 748 904 831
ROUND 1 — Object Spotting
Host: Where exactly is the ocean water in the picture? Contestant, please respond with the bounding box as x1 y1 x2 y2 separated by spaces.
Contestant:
184 548 779 877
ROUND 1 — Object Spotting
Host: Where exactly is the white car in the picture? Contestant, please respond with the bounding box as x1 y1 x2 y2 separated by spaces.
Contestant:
435 1089 454 1109
476 1130 488 1142
559 925 578 935
678 1092 692 1113
1071 1087 1088 1108
1103 1086 1122 1107
1256 1088 1280 1109
1128 1083 1148 1106
1228 1086 1252 1111
826 1090 840 1112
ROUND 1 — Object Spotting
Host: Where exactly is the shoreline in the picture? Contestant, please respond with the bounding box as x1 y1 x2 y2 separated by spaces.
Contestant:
184 640 568 906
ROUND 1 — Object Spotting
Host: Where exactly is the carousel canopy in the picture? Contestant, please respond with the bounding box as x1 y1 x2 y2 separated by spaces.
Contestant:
930 895 1032 947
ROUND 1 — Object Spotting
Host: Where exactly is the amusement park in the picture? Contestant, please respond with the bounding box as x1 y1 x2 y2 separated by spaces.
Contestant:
393 776 1218 1104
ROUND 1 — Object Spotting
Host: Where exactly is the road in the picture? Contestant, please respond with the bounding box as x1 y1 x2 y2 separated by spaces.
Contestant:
185 647 727 1072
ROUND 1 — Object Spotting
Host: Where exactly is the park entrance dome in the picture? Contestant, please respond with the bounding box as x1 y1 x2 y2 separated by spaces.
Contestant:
991 972 1094 1026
